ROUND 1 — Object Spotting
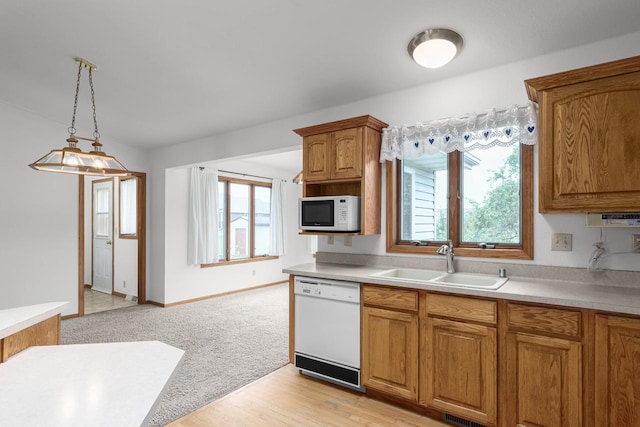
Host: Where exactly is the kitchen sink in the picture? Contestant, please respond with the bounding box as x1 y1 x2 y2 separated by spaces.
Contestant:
370 268 443 282
369 268 508 290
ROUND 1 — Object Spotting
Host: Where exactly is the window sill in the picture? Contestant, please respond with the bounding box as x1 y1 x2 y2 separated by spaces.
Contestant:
386 243 532 260
200 256 279 268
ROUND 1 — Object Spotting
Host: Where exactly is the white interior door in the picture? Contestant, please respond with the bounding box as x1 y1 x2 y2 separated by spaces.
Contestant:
93 180 113 294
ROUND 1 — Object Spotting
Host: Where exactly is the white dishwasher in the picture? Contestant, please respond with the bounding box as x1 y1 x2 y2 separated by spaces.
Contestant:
294 276 363 390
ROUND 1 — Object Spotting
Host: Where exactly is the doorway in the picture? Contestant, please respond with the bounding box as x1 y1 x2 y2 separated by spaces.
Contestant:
78 172 147 316
92 179 113 294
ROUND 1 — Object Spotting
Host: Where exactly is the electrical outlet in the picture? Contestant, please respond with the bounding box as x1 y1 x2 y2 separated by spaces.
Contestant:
551 233 572 251
344 236 352 247
123 280 126 288
327 236 334 245
632 234 640 253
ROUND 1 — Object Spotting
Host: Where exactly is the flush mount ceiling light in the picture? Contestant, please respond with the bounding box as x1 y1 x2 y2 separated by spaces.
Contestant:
408 28 463 69
29 57 128 177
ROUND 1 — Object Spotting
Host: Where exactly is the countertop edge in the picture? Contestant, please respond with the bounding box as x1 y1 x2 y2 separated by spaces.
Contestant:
284 263 640 316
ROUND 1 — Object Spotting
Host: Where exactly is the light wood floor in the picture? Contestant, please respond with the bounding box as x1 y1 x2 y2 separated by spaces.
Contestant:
168 364 449 427
84 288 137 315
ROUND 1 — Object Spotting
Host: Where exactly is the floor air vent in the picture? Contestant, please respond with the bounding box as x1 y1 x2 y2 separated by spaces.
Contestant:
443 413 486 427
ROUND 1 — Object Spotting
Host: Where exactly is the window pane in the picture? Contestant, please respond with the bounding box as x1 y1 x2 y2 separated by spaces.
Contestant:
461 144 521 244
400 153 448 242
229 183 250 260
254 186 271 256
218 181 227 261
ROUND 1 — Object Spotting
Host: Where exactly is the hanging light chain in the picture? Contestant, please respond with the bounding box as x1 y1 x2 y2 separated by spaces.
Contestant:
68 61 83 137
88 68 100 141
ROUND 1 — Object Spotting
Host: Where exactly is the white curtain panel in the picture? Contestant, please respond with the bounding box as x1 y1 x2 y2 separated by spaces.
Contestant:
380 102 537 161
269 179 286 256
187 167 219 265
119 178 137 235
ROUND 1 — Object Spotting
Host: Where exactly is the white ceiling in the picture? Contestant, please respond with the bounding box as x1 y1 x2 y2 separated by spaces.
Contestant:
2 0 639 151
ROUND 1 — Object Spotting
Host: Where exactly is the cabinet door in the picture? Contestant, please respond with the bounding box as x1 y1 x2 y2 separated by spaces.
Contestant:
595 315 640 426
303 133 331 182
421 317 497 425
538 71 640 212
362 306 418 400
331 127 362 180
505 332 582 427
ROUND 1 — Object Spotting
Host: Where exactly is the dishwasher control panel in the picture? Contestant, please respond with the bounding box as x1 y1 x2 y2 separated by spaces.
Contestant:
294 276 360 303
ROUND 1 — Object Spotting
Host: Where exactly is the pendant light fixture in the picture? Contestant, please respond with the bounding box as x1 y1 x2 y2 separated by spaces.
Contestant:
29 57 128 176
408 28 463 69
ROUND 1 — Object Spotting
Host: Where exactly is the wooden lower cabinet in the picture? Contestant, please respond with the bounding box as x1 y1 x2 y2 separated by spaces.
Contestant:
421 317 497 425
504 332 582 426
361 305 419 401
595 314 640 426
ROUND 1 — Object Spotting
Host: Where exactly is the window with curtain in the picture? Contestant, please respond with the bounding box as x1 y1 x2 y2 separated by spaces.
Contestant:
202 175 283 266
119 177 137 238
382 103 536 259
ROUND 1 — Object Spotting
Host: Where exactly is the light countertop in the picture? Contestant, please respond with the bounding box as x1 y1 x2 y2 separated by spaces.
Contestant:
284 262 640 316
0 341 185 427
0 301 67 339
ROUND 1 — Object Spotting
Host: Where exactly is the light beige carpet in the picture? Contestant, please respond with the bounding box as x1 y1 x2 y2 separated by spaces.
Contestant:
61 283 289 426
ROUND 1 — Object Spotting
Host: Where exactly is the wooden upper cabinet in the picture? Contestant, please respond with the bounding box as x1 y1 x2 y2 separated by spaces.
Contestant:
331 127 363 180
525 55 640 212
303 133 331 181
294 115 387 235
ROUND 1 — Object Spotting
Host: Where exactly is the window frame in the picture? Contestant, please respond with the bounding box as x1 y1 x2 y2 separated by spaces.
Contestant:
385 144 533 259
201 176 277 267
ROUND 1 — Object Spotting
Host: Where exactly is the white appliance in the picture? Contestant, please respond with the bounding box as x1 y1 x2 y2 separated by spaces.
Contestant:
294 276 362 390
298 195 360 232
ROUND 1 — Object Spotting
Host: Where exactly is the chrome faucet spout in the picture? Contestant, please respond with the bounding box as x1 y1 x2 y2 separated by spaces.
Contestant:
437 241 455 274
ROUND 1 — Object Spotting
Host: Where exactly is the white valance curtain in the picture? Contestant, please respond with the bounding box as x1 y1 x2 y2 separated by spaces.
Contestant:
188 167 219 265
380 102 537 161
269 179 286 256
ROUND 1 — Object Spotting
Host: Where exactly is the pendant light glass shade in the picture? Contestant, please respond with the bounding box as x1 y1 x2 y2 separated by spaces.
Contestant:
29 140 128 176
29 58 129 177
408 28 463 69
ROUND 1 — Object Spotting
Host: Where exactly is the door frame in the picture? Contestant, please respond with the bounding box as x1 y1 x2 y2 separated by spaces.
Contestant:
78 171 147 316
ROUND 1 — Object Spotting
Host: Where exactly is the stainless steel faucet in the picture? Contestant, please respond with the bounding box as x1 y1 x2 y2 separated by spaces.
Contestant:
437 240 455 274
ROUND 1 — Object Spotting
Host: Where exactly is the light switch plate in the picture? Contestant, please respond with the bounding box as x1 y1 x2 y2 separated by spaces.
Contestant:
551 233 572 251
632 234 640 253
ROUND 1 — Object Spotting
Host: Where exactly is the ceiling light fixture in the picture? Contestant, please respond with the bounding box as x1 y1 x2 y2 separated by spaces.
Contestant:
408 28 463 69
29 57 128 176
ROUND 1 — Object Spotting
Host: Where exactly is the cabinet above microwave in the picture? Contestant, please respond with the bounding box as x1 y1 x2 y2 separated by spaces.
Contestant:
294 115 387 235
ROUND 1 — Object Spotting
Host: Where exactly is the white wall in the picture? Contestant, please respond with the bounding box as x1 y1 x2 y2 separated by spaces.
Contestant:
148 31 640 303
0 100 148 315
163 160 313 304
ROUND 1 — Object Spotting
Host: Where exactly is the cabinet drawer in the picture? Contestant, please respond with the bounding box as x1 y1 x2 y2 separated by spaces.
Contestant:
426 294 496 324
363 285 418 312
507 303 581 338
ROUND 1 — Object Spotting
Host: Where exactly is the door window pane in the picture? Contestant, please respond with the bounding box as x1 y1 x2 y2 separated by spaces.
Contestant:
95 187 110 237
254 186 271 256
230 183 250 260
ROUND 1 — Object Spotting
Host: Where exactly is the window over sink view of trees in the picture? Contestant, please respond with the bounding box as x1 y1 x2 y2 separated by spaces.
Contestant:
403 143 521 246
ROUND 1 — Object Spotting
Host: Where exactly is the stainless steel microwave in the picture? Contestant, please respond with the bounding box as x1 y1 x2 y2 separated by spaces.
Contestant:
298 196 360 232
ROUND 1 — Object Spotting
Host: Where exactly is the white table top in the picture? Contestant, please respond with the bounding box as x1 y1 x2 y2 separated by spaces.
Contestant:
0 301 67 339
0 341 185 427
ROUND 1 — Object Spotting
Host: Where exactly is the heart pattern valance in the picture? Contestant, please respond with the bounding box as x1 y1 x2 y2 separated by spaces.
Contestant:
380 102 537 161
